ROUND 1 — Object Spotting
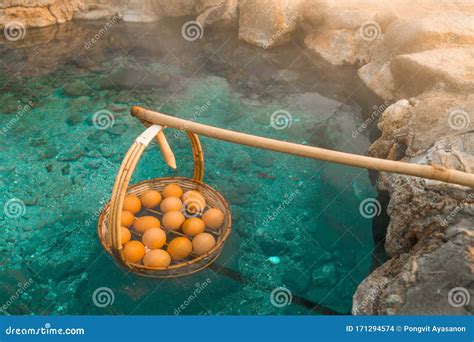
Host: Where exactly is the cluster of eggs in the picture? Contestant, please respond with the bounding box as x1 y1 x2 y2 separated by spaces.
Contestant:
119 183 225 268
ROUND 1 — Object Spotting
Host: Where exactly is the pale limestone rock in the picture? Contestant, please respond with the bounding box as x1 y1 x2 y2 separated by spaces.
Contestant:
238 0 304 48
354 135 474 314
370 91 474 159
300 0 335 30
74 8 118 20
0 6 58 27
303 4 385 65
304 28 378 65
383 14 474 55
0 0 83 28
358 61 394 100
196 0 238 27
120 0 196 22
323 8 376 30
355 90 474 314
391 47 474 98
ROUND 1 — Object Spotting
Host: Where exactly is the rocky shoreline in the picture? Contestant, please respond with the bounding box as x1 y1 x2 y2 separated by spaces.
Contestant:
2 0 473 314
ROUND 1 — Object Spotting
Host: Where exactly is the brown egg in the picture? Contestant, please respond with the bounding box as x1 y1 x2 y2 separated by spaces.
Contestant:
140 190 162 209
167 237 192 260
182 217 205 237
121 210 135 227
192 233 216 256
182 190 206 215
162 184 183 198
121 226 132 245
123 194 141 214
162 211 185 230
122 240 145 263
160 197 182 213
143 249 171 267
202 208 224 230
133 216 161 234
142 228 166 249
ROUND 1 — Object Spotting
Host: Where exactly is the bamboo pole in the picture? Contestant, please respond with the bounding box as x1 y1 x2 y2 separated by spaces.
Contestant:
131 106 474 188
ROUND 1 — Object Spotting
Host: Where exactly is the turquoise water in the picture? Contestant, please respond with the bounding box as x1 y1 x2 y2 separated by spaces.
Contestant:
0 19 379 315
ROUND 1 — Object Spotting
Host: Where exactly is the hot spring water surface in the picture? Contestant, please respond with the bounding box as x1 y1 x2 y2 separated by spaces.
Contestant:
0 19 380 315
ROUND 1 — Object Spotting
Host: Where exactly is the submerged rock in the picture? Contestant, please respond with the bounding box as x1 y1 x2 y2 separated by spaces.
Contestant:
57 146 85 161
63 80 90 97
282 269 311 293
312 263 338 287
101 68 171 90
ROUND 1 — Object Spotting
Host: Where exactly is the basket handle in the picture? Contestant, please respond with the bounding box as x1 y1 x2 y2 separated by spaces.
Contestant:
107 124 204 263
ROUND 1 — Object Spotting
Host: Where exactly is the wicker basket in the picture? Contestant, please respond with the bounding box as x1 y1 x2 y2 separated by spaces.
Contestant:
97 124 231 278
